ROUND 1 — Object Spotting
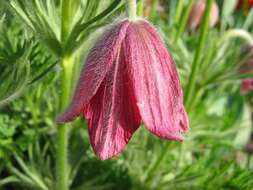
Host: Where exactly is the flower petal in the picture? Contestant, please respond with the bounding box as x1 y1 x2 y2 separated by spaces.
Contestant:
124 20 189 141
57 20 130 123
241 79 253 94
84 47 141 160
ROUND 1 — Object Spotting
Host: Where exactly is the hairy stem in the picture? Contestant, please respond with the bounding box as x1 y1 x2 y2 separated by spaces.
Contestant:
57 125 69 190
56 0 75 189
61 0 72 44
144 144 170 182
127 0 137 20
219 29 253 46
57 56 74 190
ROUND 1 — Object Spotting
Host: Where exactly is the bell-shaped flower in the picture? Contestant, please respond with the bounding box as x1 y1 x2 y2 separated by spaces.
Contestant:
57 19 189 160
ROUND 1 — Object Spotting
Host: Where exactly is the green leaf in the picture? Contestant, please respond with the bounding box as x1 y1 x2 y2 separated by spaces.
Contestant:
65 0 122 54
8 0 62 56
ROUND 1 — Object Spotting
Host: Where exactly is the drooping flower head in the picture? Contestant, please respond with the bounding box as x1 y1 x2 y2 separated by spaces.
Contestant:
187 0 219 31
57 18 189 160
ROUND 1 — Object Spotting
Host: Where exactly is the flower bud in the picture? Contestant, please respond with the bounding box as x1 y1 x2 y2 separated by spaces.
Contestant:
237 0 253 10
187 0 219 31
239 45 253 94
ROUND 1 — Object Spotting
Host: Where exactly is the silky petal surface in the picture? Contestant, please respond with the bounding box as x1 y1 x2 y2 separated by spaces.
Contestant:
124 20 189 141
57 20 130 123
83 47 141 160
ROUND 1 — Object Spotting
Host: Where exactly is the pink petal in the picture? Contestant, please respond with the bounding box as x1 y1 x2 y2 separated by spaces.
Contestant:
188 0 206 31
187 0 219 31
57 20 130 123
124 20 189 141
83 47 141 160
241 79 253 94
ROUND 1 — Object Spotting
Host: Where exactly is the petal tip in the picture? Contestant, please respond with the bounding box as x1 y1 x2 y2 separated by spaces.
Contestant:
55 115 67 124
55 111 80 124
92 144 128 160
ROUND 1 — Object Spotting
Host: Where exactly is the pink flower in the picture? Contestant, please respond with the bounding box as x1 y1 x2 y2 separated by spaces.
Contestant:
57 19 189 160
239 45 253 94
187 0 219 31
241 79 253 94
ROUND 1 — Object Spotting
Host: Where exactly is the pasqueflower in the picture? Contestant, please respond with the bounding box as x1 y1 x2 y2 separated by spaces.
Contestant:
188 0 219 31
57 19 189 160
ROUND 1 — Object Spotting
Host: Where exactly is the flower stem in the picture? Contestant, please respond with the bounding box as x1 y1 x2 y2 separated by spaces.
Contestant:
174 0 195 42
137 0 144 17
144 144 170 182
61 0 72 44
57 124 69 190
174 0 184 24
57 56 74 190
218 29 253 46
127 0 137 21
56 0 75 189
184 0 213 109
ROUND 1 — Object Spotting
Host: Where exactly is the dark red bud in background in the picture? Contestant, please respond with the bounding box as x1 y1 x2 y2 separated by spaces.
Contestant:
237 0 253 10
